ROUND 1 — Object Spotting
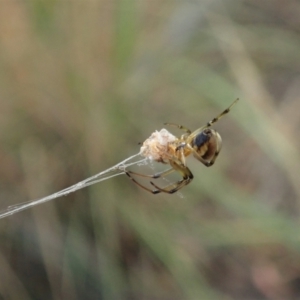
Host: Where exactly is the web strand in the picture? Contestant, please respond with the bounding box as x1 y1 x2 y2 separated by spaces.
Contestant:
0 153 147 220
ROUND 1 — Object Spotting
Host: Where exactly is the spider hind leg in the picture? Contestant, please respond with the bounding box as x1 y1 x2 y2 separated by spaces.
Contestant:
126 161 193 194
150 161 193 193
150 176 192 194
125 171 161 194
125 167 175 194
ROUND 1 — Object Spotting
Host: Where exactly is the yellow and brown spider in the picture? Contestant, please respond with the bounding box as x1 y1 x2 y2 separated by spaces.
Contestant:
126 99 239 194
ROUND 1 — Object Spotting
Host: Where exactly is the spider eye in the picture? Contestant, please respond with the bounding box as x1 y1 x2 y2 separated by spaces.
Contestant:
193 131 210 149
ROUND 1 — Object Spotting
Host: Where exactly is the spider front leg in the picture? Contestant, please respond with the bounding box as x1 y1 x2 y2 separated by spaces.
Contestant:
186 98 239 144
206 98 239 128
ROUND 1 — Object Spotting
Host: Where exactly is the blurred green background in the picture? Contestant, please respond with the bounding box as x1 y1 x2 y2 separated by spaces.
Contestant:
1 0 300 299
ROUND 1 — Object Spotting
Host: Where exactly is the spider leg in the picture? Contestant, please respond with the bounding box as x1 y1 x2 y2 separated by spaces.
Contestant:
186 98 239 143
126 160 193 194
150 176 191 194
126 167 175 179
125 167 175 194
206 98 239 128
150 161 193 194
126 171 161 194
164 123 192 134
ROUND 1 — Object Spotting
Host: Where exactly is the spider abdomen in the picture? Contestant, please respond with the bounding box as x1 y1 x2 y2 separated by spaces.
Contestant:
191 129 222 160
192 130 210 149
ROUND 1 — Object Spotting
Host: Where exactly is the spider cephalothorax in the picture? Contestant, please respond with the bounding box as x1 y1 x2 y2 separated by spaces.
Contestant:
126 99 238 194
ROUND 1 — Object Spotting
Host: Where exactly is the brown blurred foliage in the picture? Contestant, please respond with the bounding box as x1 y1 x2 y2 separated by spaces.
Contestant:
0 1 300 299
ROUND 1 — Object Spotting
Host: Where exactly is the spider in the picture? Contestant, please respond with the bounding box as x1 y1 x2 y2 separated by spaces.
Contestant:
126 99 239 194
